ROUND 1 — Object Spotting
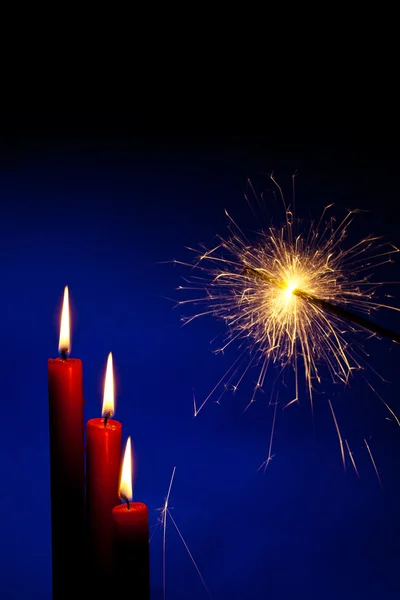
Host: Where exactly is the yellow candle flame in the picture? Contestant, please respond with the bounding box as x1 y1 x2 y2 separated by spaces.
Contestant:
102 352 115 417
119 436 133 501
58 286 70 354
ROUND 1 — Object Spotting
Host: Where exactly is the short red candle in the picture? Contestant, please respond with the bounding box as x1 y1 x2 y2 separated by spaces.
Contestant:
48 287 85 599
86 352 122 585
112 436 150 598
112 502 150 597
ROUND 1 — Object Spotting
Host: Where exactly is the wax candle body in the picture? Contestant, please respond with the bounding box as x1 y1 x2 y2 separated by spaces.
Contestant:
112 502 150 598
48 357 85 599
86 418 122 581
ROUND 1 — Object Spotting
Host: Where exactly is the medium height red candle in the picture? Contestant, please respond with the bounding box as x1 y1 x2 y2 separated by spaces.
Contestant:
112 437 150 599
48 286 85 599
86 352 122 587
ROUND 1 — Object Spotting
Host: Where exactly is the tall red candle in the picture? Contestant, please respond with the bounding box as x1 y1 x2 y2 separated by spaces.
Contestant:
48 286 85 599
86 352 122 587
112 437 150 599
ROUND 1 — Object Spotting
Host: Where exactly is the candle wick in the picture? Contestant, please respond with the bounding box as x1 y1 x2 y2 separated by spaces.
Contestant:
103 411 113 428
60 348 67 361
120 492 130 510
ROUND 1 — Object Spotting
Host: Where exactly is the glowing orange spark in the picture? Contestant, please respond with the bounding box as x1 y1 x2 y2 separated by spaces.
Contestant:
345 439 360 478
364 439 383 487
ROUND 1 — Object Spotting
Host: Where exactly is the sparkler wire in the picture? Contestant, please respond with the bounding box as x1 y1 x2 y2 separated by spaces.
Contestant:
244 266 400 344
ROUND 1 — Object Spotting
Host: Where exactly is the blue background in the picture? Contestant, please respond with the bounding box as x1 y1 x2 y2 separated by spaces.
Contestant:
1 122 400 599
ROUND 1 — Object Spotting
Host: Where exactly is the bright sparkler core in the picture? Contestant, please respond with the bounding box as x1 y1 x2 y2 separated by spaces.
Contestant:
285 282 296 297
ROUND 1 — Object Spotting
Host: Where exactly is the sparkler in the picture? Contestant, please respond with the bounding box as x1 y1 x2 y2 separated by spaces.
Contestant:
243 265 400 344
175 176 400 416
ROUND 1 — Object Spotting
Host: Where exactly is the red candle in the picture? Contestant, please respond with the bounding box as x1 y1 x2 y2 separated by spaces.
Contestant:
112 437 150 599
86 352 122 586
48 286 85 599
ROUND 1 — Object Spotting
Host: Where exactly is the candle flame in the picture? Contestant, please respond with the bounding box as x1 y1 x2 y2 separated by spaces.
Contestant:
102 352 115 417
58 286 70 354
119 436 133 501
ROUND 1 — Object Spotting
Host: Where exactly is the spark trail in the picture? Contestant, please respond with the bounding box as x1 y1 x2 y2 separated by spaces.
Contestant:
158 467 210 599
345 439 360 478
364 439 383 487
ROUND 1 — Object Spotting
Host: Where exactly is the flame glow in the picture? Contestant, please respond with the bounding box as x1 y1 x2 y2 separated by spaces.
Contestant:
58 286 70 354
119 436 133 501
102 352 115 417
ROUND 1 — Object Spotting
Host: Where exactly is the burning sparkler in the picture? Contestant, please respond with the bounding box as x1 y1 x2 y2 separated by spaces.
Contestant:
175 175 400 417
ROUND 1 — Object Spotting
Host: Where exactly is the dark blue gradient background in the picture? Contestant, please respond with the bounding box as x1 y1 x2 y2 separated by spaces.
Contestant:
1 125 400 599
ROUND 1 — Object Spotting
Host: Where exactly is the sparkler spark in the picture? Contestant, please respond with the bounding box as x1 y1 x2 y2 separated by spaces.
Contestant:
364 438 383 487
156 467 211 599
329 399 346 471
175 177 400 416
257 397 278 472
344 439 360 478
